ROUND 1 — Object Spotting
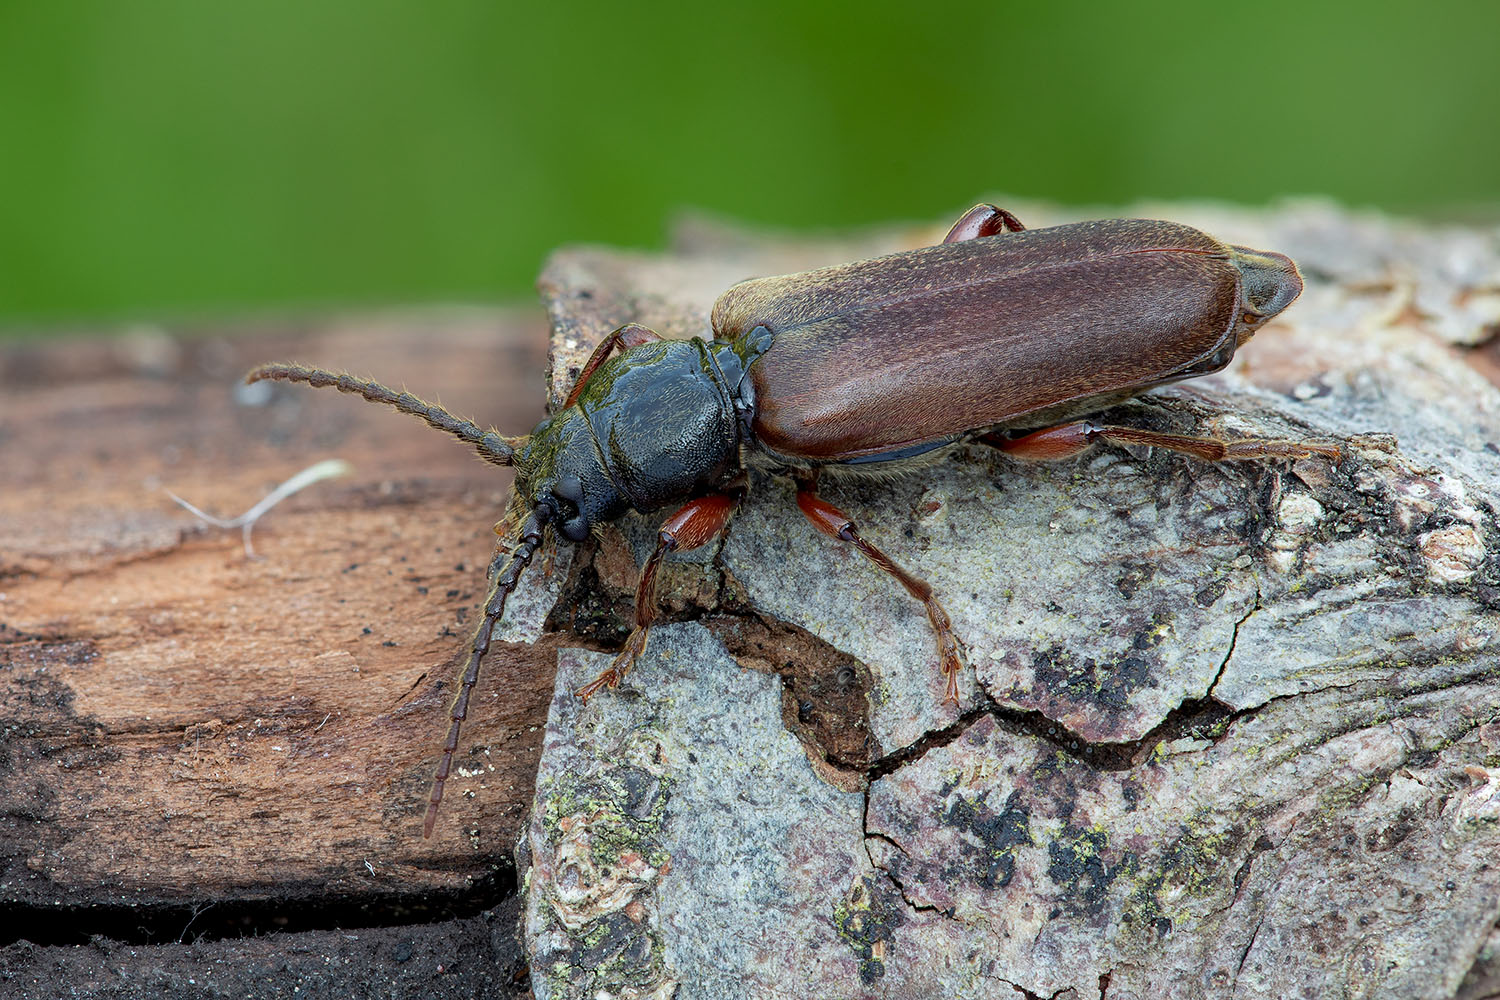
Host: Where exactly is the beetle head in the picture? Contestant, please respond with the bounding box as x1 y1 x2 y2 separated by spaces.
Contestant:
1228 247 1304 344
514 407 628 544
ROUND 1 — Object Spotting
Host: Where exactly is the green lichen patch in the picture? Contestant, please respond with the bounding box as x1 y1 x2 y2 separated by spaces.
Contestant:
832 873 906 986
540 763 673 870
1124 813 1246 937
545 908 670 997
941 788 1033 891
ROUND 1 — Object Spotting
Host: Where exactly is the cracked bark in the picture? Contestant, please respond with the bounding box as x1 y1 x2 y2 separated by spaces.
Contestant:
521 203 1500 1000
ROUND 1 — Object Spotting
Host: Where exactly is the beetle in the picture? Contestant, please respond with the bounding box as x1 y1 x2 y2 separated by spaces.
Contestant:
246 204 1336 836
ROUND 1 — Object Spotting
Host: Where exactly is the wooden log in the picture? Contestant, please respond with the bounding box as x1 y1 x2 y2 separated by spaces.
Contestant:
1 312 554 922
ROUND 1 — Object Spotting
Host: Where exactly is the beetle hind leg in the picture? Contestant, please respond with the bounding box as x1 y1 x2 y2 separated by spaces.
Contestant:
986 421 1342 464
795 479 966 705
942 203 1026 244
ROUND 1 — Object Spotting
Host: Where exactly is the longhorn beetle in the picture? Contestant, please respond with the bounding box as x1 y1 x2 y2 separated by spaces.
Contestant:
247 204 1338 836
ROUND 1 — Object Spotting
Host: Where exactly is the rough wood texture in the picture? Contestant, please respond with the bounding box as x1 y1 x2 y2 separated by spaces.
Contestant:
1 312 550 996
520 202 1500 1000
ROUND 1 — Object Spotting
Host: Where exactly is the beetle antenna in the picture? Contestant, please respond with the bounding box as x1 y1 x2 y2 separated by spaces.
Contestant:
423 505 548 838
246 362 521 467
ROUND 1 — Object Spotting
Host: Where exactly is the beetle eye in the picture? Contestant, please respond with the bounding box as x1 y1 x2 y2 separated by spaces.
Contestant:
548 475 589 541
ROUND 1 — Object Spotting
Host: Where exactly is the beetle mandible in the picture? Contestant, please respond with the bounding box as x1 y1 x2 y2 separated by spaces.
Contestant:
246 204 1337 837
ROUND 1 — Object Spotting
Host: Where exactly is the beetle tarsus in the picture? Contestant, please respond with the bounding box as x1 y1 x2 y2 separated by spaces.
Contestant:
1222 438 1342 462
795 484 967 705
576 635 644 702
575 669 617 702
928 597 964 706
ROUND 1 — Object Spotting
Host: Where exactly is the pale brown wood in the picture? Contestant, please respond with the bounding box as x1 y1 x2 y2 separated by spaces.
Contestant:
0 312 553 910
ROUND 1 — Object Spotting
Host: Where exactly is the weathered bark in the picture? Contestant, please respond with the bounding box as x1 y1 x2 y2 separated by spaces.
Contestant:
1 313 550 997
522 202 1500 1000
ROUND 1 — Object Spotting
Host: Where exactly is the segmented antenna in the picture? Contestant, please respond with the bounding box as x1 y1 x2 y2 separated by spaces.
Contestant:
245 363 519 467
423 506 548 838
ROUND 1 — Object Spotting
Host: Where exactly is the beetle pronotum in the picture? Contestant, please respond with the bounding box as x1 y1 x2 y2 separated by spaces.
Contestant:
248 204 1337 836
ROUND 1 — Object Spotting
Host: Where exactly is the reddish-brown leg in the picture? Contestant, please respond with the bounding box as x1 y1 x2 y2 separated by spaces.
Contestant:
795 478 965 705
986 421 1342 463
576 486 744 700
942 203 1027 244
565 323 662 407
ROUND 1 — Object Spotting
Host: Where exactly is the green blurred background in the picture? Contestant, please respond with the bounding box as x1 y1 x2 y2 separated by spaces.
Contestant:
3 1 1497 332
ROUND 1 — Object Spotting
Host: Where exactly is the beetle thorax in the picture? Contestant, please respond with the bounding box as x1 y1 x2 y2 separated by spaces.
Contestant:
577 340 742 510
518 339 744 540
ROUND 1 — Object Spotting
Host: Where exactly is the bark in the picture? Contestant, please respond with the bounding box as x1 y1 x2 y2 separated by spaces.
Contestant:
522 202 1500 1000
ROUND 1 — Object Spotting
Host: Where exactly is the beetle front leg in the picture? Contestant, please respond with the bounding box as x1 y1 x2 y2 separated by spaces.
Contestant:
794 478 965 705
565 322 663 406
942 203 1026 244
986 421 1341 463
576 485 745 701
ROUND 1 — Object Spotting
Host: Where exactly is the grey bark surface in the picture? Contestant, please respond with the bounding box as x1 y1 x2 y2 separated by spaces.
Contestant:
521 202 1500 999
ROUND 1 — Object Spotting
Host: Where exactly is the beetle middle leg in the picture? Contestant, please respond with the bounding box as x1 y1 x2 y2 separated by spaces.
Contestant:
986 421 1342 464
576 483 745 701
794 475 966 705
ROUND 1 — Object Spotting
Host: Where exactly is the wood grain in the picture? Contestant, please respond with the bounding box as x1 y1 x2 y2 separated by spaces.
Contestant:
1 312 553 911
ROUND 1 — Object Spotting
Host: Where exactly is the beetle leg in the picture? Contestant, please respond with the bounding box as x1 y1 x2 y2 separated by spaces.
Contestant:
794 481 966 705
576 485 745 701
942 203 1027 244
565 323 663 406
986 421 1342 463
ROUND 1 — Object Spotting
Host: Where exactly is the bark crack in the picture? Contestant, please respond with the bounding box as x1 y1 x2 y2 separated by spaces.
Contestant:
1235 910 1268 979
982 976 1071 1000
860 783 950 919
866 704 993 781
1207 576 1261 702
